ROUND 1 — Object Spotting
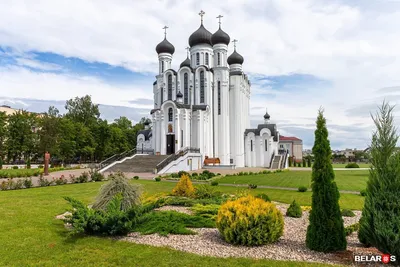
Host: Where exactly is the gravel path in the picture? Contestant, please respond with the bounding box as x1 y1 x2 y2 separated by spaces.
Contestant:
120 203 381 266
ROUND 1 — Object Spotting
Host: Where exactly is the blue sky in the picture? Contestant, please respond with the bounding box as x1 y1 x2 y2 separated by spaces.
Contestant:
1 0 400 149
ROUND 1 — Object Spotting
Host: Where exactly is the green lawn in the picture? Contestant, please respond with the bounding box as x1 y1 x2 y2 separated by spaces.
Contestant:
0 180 359 266
331 163 370 168
216 170 369 192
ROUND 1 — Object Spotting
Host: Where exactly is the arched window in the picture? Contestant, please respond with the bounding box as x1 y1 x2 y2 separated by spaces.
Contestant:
217 81 221 115
200 71 205 103
168 108 173 122
161 61 164 72
196 53 200 65
265 139 268 151
184 73 188 104
160 88 163 103
251 140 253 152
205 53 209 65
167 74 172 100
217 53 221 66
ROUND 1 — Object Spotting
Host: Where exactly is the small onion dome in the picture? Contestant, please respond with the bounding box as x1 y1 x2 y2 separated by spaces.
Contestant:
227 50 244 65
264 111 270 120
176 91 183 98
180 57 191 68
211 26 230 46
144 120 150 126
188 24 212 47
156 38 175 54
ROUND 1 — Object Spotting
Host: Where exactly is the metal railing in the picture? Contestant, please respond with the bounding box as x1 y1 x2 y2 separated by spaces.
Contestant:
269 152 275 169
155 147 200 173
280 150 288 169
97 148 139 170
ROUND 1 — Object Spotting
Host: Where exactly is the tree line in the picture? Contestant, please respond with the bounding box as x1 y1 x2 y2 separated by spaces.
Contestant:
0 95 150 165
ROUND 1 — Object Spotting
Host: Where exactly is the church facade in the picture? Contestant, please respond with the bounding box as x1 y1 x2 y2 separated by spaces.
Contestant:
137 12 288 169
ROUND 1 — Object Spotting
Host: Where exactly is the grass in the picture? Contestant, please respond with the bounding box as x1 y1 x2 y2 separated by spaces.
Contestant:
331 163 370 168
216 170 369 192
0 180 345 267
133 210 215 236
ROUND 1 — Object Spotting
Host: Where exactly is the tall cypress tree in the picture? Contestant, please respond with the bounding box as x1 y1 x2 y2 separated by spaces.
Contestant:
306 108 346 252
358 102 400 260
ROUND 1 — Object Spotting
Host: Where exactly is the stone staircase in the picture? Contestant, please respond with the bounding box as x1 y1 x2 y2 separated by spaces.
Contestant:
106 155 169 173
271 155 282 169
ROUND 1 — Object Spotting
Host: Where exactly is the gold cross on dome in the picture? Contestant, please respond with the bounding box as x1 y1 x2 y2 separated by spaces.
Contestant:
216 15 223 26
199 10 205 24
162 25 169 38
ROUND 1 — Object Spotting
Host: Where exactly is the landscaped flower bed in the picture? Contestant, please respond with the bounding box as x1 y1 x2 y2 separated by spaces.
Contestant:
0 166 81 178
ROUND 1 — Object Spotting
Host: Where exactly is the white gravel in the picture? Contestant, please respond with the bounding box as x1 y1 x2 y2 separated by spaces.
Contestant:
120 203 374 266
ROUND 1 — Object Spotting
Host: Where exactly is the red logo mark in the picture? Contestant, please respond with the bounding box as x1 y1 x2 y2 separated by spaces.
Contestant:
382 254 390 264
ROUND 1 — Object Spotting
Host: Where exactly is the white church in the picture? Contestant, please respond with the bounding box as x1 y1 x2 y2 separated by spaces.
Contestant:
137 11 297 169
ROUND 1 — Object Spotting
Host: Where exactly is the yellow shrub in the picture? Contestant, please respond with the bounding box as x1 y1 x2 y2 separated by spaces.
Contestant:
216 195 284 246
172 174 195 197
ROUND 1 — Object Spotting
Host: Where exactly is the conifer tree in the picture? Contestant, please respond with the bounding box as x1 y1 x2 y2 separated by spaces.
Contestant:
358 102 400 260
306 108 346 252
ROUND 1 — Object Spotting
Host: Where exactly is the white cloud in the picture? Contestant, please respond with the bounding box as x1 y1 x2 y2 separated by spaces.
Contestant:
1 0 400 149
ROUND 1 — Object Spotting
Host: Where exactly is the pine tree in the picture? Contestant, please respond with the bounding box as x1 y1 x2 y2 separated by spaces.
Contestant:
306 108 346 252
358 102 400 260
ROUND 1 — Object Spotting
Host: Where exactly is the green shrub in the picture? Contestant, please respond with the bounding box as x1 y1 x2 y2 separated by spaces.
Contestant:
217 195 284 246
248 184 257 189
191 172 198 177
55 176 67 185
341 209 355 217
345 163 359 168
307 157 312 167
133 176 139 180
13 179 24 190
92 172 143 211
210 181 218 186
360 189 367 196
12 166 18 170
288 157 293 167
255 193 271 202
178 171 189 178
155 177 161 182
38 165 43 169
38 177 51 187
26 159 31 169
302 160 306 167
0 157 2 169
345 223 359 236
298 186 307 192
133 211 214 236
64 194 140 236
23 178 33 188
194 184 221 199
358 102 400 260
217 173 221 176
0 180 7 190
172 174 195 197
191 204 220 219
286 200 302 218
306 109 346 252
77 172 89 183
89 170 104 182
171 173 179 178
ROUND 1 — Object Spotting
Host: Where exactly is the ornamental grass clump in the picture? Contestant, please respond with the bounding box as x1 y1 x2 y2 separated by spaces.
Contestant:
216 195 284 246
172 174 195 197
92 172 142 211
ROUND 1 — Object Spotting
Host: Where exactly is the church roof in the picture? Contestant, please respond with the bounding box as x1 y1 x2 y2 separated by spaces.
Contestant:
245 124 279 141
264 111 270 119
138 129 152 141
211 26 230 46
156 38 175 54
189 24 212 47
227 50 244 65
280 136 302 142
180 57 191 68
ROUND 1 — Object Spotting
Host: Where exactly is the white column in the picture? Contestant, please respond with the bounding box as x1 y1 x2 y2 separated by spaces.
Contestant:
160 112 166 155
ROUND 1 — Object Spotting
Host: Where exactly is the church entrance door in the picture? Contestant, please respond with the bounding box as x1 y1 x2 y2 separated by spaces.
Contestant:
166 134 175 155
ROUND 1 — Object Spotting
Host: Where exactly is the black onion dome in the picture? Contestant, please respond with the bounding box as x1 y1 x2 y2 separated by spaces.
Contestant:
211 26 230 45
156 38 175 54
189 24 212 47
176 91 183 98
180 57 191 68
227 50 244 65
264 111 270 119
144 120 150 126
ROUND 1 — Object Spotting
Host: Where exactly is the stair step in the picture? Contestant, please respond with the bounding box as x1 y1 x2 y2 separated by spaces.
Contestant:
107 155 169 173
